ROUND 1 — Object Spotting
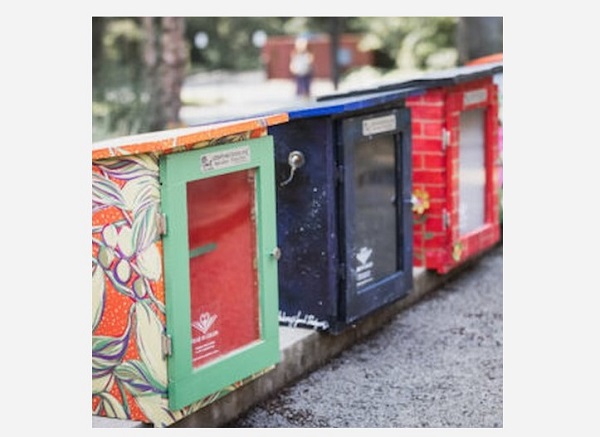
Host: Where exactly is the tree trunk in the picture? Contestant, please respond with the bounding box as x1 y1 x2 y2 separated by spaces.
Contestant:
141 17 163 132
92 17 106 99
160 17 187 129
141 17 187 132
456 17 503 65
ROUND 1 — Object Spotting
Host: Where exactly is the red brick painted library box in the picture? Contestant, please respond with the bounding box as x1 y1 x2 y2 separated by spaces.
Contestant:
405 63 502 273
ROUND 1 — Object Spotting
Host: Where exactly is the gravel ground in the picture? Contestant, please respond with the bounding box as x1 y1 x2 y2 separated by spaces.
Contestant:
226 245 503 428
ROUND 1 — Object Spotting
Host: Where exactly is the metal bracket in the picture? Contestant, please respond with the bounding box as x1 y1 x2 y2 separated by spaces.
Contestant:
162 333 172 357
157 212 167 236
271 247 282 261
442 128 450 150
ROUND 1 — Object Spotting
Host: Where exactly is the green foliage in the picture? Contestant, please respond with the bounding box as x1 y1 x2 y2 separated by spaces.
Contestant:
349 17 458 71
186 17 291 71
93 18 154 141
93 18 145 96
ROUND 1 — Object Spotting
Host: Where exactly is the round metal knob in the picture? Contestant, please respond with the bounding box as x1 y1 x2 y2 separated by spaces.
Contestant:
280 151 306 187
271 247 282 260
288 151 305 168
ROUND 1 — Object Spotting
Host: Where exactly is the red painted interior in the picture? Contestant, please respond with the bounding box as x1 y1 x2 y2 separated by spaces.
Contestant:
186 170 260 368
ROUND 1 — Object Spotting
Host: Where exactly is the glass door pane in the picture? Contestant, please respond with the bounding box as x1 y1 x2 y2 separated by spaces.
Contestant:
186 170 259 369
458 108 486 236
341 108 411 325
352 135 398 291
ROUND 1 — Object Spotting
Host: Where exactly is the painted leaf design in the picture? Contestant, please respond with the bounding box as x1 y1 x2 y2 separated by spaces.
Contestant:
130 177 160 218
117 225 135 258
92 263 106 331
135 301 167 388
92 172 126 213
122 175 159 213
131 200 159 254
137 243 162 282
98 246 115 269
103 266 136 299
115 258 132 283
122 176 161 255
98 392 129 420
92 373 113 395
114 360 166 396
92 332 130 377
133 277 149 299
102 224 119 248
136 395 186 428
99 154 159 181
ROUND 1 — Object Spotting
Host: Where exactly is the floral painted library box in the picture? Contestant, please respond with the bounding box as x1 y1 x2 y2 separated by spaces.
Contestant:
92 114 287 427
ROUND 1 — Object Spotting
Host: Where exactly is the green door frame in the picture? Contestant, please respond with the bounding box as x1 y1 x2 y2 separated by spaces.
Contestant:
160 137 280 410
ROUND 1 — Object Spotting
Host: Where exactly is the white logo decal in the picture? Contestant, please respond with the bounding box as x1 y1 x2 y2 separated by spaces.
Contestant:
355 247 375 288
192 312 218 334
356 247 373 266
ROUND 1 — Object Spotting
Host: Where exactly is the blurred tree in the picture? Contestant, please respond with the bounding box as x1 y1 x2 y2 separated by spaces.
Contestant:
92 17 146 141
456 17 503 64
92 17 106 100
143 17 188 131
348 17 459 72
185 17 289 71
93 17 188 141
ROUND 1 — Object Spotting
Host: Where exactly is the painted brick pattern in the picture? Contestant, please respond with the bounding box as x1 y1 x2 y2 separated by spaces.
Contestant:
407 77 501 273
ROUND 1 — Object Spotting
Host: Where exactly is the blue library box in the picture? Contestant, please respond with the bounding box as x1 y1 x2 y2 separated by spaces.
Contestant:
270 88 422 334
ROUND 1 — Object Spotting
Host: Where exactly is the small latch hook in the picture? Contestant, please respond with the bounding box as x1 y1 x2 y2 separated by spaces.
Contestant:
280 151 305 187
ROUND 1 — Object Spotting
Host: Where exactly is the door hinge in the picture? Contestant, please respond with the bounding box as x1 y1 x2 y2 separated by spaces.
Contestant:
162 333 172 357
443 209 450 230
157 212 167 236
442 128 451 150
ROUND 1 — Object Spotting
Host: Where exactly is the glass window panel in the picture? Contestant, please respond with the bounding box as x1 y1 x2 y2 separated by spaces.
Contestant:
352 135 398 291
186 170 260 369
458 108 486 235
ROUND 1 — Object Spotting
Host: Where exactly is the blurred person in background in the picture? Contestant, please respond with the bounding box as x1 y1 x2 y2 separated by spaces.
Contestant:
289 36 314 99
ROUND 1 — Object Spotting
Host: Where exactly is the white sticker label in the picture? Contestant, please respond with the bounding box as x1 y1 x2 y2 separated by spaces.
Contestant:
362 114 397 136
192 311 220 363
463 89 488 106
355 246 374 288
201 145 251 172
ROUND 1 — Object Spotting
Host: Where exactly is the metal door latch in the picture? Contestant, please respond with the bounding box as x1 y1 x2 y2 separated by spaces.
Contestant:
271 247 282 260
280 151 305 187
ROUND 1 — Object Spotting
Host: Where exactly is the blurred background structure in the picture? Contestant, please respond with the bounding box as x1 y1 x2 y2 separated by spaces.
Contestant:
92 17 502 142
